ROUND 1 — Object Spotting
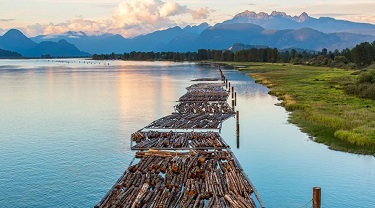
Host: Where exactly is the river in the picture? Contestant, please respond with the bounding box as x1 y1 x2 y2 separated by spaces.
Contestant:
0 59 374 207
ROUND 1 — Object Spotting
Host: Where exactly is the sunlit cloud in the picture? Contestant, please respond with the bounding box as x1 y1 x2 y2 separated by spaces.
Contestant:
351 16 375 24
0 28 6 35
112 0 193 37
159 2 189 17
0 18 15 22
22 17 113 37
191 7 212 20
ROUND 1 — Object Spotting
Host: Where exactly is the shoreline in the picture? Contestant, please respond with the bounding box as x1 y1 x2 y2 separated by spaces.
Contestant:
221 62 375 156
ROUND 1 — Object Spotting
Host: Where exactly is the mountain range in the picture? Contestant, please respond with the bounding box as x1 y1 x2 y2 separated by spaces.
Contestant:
224 11 375 36
30 23 209 54
0 29 90 57
1 11 375 57
165 23 374 52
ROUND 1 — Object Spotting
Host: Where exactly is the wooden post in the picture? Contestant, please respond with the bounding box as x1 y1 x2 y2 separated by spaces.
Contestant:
236 111 240 148
236 111 239 123
236 124 240 149
225 79 228 89
231 86 234 99
234 92 237 106
232 100 235 110
313 187 321 208
229 82 231 92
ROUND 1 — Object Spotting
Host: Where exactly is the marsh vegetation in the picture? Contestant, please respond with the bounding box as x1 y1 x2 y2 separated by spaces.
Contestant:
225 62 375 155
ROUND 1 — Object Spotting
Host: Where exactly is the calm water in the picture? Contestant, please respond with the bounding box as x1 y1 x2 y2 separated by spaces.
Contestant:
0 59 374 208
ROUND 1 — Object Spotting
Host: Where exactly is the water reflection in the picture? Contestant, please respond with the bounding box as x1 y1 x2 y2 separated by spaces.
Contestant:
0 60 374 208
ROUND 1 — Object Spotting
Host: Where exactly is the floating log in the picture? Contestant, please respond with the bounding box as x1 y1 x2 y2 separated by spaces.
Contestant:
144 113 233 129
97 150 256 208
175 101 234 114
186 83 226 93
97 76 262 208
179 91 229 102
191 78 219 81
132 131 229 150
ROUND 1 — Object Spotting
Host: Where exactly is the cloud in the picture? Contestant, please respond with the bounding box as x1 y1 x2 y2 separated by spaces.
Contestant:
22 17 112 37
112 0 190 37
351 16 375 24
159 2 188 17
14 0 212 38
0 28 6 35
0 19 15 22
241 3 256 6
191 7 211 20
310 13 353 17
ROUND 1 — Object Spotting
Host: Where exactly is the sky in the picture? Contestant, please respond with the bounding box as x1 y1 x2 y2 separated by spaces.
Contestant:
1 0 375 37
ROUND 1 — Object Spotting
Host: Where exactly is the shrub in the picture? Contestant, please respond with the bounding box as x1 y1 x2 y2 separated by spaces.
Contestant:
358 72 374 83
359 84 375 99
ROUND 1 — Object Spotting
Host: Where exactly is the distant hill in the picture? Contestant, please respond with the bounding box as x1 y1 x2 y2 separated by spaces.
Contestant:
0 29 90 57
24 39 90 57
0 29 37 54
32 31 124 54
0 48 22 58
223 11 375 36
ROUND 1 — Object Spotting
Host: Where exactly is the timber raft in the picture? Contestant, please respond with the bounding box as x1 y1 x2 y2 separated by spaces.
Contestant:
96 67 264 208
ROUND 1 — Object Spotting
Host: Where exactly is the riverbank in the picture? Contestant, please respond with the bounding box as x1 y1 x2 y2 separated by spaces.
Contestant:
221 62 375 156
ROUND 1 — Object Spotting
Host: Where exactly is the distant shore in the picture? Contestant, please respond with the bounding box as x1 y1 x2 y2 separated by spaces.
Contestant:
221 62 375 156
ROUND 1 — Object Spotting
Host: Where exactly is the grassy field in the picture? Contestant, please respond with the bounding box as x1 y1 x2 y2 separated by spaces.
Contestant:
222 62 375 156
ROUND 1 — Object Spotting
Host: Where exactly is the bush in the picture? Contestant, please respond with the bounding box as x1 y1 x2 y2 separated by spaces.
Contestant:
368 69 375 76
344 84 359 95
358 72 374 83
359 84 375 99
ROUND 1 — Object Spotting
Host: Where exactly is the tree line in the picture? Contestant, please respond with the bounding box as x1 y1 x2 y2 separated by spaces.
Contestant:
92 40 375 68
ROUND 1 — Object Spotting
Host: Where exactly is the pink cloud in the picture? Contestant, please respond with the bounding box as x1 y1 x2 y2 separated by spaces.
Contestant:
351 16 375 24
22 17 112 37
12 0 211 37
191 7 212 20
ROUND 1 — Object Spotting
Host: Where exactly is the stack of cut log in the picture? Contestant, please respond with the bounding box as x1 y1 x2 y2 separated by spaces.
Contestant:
179 92 229 102
186 83 226 93
131 131 228 150
96 81 260 207
191 78 219 81
97 150 256 208
175 101 234 114
144 113 232 129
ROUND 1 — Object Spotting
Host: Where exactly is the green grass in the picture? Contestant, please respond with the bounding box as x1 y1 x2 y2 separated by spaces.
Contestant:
224 62 375 156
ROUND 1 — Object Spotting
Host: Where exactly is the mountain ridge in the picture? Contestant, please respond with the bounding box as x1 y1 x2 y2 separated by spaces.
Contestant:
2 11 375 54
224 11 375 35
0 29 90 57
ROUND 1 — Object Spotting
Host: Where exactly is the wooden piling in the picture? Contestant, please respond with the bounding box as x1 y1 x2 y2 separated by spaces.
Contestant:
236 111 239 148
231 87 234 99
236 124 240 149
232 100 235 110
236 111 239 124
313 187 321 208
234 92 237 106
